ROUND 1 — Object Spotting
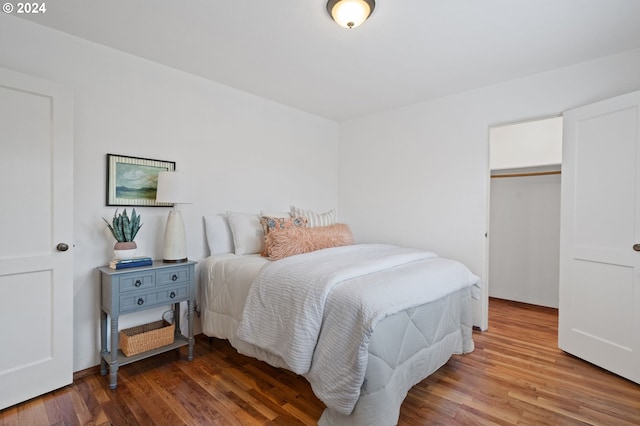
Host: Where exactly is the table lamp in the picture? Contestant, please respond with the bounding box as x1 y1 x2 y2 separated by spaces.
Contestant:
155 171 193 263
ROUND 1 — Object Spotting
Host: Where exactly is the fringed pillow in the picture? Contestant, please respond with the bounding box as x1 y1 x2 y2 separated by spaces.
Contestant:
260 216 307 256
265 223 354 260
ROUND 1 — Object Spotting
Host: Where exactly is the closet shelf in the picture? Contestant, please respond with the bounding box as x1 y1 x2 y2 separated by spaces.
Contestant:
491 170 561 179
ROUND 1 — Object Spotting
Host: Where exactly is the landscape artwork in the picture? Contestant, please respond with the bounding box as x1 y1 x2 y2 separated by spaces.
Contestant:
106 154 175 206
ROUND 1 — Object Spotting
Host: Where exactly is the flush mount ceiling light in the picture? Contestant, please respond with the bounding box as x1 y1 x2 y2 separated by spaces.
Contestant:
327 0 375 29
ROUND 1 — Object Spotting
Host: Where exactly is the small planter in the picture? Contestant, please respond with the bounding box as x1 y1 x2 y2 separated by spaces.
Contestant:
114 241 137 259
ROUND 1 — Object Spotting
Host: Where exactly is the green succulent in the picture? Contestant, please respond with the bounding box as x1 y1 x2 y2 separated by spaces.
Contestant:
103 208 143 242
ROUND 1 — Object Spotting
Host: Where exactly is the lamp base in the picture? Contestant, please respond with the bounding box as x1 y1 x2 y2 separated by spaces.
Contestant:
162 208 187 263
163 257 188 263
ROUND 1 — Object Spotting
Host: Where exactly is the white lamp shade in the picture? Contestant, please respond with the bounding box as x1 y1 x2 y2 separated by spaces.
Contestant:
156 171 194 204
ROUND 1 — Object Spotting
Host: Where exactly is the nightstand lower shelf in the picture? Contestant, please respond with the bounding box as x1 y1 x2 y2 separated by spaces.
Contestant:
101 334 190 369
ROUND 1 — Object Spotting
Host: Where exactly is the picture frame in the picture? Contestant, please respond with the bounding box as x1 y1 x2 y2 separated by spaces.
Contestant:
106 154 176 207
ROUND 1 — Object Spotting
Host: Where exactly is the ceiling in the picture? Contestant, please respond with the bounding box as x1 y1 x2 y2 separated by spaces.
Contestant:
17 0 640 121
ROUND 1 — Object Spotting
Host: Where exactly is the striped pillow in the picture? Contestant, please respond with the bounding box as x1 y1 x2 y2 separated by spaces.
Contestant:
289 206 337 227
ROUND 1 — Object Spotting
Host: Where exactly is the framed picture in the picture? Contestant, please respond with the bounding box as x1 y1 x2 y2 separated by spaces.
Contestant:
106 154 175 206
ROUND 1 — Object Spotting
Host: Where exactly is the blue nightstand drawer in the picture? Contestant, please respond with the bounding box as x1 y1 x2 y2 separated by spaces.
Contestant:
157 266 190 286
119 272 155 293
119 284 188 312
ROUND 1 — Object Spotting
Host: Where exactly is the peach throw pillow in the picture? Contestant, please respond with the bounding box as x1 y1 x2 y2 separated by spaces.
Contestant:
260 216 307 257
265 223 354 260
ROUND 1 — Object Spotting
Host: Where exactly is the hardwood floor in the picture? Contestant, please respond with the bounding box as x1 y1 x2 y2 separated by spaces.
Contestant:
1 298 639 425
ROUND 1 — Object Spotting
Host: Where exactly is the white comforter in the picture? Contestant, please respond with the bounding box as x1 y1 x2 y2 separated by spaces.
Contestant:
235 244 480 415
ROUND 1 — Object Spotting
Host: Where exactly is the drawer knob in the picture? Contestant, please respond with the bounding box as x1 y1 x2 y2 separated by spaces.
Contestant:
171 274 178 281
170 291 176 299
134 280 142 287
634 244 640 252
137 298 144 306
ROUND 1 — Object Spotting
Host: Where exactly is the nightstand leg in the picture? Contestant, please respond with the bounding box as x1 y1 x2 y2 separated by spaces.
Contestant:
100 311 108 375
173 301 181 335
187 299 194 361
109 315 119 389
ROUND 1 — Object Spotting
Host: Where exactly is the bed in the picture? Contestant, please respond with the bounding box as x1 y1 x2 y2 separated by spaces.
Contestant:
199 210 480 425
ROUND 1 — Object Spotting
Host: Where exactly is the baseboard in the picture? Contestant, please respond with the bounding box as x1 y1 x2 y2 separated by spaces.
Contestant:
73 365 101 381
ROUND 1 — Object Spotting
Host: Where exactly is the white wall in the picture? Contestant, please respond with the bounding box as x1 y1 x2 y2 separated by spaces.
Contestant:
0 15 339 372
490 116 563 170
489 173 561 307
338 48 640 329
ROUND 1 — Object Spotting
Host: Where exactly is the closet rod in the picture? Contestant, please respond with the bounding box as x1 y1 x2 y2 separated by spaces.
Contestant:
491 170 561 179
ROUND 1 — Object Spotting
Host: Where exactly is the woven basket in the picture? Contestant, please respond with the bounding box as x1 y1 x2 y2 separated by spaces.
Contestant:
119 320 175 357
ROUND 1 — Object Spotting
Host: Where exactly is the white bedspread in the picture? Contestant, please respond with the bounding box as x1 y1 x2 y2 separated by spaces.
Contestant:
236 244 480 415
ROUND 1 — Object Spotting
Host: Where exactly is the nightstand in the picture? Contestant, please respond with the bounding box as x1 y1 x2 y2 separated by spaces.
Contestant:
98 260 197 389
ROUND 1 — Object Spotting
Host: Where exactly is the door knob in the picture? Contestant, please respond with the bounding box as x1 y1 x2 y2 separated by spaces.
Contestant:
633 244 640 252
56 243 69 252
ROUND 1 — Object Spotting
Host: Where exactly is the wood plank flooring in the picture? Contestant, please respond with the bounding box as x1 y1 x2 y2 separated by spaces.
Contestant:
1 298 639 425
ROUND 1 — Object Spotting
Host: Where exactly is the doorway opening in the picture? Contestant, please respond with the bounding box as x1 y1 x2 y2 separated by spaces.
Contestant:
487 116 563 309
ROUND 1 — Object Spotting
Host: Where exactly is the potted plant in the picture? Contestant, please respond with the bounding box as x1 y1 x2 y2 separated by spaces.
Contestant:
103 208 143 259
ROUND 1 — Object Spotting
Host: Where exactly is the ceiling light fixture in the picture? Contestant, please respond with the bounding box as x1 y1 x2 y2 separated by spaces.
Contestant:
327 0 375 29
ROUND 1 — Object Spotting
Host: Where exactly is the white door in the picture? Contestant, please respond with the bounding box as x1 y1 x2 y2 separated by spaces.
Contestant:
0 67 74 409
559 90 640 383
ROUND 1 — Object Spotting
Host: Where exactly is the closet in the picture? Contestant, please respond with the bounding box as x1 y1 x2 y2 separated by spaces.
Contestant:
488 116 562 308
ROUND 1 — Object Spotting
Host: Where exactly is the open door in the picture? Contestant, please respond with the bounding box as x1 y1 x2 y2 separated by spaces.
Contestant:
0 67 74 409
559 90 640 383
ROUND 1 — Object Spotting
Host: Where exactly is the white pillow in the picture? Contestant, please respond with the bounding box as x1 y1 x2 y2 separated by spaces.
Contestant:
260 210 291 218
227 212 264 255
290 206 337 227
204 215 234 254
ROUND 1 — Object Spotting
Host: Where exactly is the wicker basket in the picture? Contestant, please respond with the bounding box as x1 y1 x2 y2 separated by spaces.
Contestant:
119 320 175 356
